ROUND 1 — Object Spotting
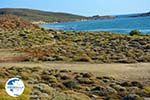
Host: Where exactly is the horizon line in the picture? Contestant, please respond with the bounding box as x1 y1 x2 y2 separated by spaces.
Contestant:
0 7 149 17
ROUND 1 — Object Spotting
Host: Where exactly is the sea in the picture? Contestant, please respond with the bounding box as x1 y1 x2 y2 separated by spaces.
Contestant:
41 16 150 34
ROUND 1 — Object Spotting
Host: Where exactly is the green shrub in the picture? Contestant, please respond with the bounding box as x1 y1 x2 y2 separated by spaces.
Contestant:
63 80 79 89
145 44 150 49
144 86 150 95
129 30 142 36
73 54 93 62
0 83 5 89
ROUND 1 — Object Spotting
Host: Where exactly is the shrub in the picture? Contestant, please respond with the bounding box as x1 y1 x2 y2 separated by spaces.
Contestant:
129 30 142 36
145 44 150 49
0 73 5 78
0 83 5 89
143 86 150 96
41 75 58 83
73 54 93 62
63 80 79 89
77 78 94 84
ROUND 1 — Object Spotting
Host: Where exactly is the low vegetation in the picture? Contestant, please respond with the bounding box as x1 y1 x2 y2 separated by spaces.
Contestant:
0 14 150 100
0 8 88 23
0 66 149 100
0 15 150 63
0 15 53 48
129 30 142 36
0 7 150 100
20 30 150 63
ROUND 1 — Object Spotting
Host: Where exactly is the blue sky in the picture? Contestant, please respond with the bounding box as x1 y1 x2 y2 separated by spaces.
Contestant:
0 0 150 16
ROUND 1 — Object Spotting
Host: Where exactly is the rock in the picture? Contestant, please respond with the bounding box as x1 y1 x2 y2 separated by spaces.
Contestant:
131 81 143 88
129 41 141 47
32 58 39 62
121 81 131 87
103 76 114 80
63 80 79 89
60 69 71 73
32 89 42 95
106 86 118 94
91 94 99 99
30 94 40 100
31 74 41 81
28 78 38 84
102 79 110 83
15 75 22 79
97 76 114 81
77 77 94 84
144 97 150 100
41 75 58 83
39 93 49 100
81 72 93 78
42 70 50 75
59 73 72 80
43 56 56 61
36 83 57 95
96 76 103 80
90 86 118 96
31 67 41 72
20 72 29 80
51 82 65 89
123 94 144 100
75 74 82 79
90 86 106 96
110 83 126 92
127 87 140 94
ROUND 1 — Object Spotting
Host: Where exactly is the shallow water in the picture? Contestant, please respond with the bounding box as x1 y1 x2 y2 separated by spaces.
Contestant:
42 16 150 34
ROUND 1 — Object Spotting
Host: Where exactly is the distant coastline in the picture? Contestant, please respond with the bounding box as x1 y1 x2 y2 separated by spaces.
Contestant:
41 16 150 34
0 8 149 25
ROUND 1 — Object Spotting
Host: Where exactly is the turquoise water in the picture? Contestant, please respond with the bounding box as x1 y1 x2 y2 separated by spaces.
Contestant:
42 16 150 34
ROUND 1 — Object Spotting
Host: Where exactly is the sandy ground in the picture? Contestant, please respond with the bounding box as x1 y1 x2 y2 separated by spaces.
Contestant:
0 49 150 81
0 62 150 81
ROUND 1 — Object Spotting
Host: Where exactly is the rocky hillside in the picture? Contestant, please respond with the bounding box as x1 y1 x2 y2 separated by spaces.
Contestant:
0 15 150 63
0 14 38 30
0 8 88 23
20 31 150 63
0 15 53 48
0 66 150 100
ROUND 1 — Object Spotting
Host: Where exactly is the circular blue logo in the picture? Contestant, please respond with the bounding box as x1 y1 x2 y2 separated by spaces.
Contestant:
5 78 25 97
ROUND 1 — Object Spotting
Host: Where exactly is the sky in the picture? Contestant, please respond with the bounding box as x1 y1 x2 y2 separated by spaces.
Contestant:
0 0 150 16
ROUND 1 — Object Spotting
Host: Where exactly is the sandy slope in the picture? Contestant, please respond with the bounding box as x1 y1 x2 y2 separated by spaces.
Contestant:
0 62 150 81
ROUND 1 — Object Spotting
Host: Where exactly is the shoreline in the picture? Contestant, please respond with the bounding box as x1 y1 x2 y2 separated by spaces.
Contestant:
36 15 150 34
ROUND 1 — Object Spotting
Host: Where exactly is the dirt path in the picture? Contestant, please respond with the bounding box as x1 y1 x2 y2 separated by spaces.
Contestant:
0 62 150 81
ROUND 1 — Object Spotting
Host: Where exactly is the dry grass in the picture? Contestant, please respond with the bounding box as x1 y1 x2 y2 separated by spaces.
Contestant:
0 49 29 62
0 62 150 81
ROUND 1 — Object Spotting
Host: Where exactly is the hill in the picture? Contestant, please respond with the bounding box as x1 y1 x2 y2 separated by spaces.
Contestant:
0 65 150 100
0 15 53 48
0 8 88 23
0 14 150 63
0 14 39 30
20 31 150 63
90 15 115 20
116 12 150 18
129 12 150 17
